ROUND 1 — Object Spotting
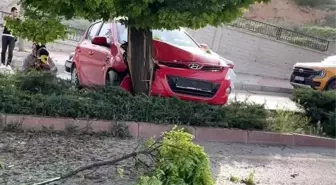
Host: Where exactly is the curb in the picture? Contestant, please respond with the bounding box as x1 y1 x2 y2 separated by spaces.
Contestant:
1 114 335 149
234 82 294 94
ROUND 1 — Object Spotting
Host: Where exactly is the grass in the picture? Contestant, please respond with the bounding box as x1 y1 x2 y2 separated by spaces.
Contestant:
292 26 336 40
292 0 336 10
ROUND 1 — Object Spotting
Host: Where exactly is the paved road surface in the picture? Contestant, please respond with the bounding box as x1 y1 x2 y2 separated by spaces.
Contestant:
1 132 335 185
203 141 336 185
230 90 300 112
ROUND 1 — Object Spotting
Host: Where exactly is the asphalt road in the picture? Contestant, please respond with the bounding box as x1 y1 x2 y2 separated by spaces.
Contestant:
203 141 336 185
1 132 335 185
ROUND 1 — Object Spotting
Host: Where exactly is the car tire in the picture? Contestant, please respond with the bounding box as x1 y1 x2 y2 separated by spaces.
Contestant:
71 66 80 88
106 70 119 86
326 80 336 90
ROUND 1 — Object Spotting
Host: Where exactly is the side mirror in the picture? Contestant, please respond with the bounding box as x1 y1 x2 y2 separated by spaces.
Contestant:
92 36 108 46
199 43 209 50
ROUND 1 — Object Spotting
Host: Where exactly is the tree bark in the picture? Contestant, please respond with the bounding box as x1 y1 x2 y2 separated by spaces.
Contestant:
18 38 24 51
127 27 153 95
18 3 25 51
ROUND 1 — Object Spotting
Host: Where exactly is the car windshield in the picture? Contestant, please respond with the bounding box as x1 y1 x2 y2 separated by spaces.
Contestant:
321 55 336 64
116 22 199 48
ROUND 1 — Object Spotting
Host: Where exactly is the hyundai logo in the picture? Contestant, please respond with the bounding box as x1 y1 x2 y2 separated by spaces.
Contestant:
299 69 304 73
188 63 202 70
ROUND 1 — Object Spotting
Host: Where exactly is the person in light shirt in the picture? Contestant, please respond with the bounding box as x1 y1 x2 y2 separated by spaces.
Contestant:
1 7 19 70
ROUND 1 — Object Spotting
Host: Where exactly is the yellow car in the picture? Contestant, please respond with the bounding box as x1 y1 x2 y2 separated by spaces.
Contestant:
290 55 336 91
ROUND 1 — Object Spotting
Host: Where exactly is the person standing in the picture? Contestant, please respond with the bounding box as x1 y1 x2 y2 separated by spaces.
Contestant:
1 7 19 69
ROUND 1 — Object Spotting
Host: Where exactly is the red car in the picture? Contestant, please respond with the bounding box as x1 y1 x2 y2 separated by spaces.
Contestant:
65 20 233 105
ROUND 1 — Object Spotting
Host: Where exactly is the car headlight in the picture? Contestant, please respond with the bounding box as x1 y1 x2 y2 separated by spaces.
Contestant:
317 70 326 78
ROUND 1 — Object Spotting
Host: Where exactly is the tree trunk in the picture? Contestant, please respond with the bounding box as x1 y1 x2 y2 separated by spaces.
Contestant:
18 38 24 51
18 3 25 52
127 27 153 95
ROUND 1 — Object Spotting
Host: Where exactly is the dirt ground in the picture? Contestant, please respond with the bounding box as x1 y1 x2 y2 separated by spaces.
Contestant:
245 0 336 26
0 132 335 185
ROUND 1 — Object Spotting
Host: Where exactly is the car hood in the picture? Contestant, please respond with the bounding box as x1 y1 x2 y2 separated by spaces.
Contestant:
153 40 228 67
295 62 336 69
211 51 234 65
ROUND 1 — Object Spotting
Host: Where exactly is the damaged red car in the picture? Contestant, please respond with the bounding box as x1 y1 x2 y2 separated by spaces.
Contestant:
65 20 234 105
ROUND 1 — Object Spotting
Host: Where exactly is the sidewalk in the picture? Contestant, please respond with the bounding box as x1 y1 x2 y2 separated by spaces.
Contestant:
234 73 293 94
10 48 71 65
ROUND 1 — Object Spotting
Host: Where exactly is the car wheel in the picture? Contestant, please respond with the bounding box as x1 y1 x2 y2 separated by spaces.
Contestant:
71 66 80 88
326 80 336 90
106 70 119 86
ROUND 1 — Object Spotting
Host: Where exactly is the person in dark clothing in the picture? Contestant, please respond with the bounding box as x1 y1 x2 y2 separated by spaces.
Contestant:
1 7 19 69
22 43 58 73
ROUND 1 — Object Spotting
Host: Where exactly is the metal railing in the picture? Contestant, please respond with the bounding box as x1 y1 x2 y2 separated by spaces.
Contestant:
0 10 85 42
67 27 85 42
230 18 330 52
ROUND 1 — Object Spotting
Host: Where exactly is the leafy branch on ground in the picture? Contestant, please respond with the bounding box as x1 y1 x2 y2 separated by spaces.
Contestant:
33 127 215 185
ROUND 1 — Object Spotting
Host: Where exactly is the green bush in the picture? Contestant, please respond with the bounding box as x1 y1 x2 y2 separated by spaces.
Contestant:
293 0 336 10
323 111 336 137
267 110 310 134
293 89 336 121
293 26 336 40
293 89 336 137
0 72 268 130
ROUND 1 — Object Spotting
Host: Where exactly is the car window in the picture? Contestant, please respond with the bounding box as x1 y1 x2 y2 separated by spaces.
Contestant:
98 22 113 44
116 22 199 48
153 29 199 48
116 22 128 44
86 22 102 41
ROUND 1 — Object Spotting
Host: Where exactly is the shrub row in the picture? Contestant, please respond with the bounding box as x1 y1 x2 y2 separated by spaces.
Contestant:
293 88 336 137
0 72 268 130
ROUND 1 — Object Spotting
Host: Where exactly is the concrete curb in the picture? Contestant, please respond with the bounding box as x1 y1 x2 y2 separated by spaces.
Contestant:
1 114 335 149
234 82 294 94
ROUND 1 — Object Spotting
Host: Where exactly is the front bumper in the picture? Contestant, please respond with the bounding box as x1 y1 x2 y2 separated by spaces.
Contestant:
150 65 231 105
64 60 73 73
290 68 322 89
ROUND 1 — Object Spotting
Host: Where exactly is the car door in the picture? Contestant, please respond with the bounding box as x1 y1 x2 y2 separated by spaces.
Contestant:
89 22 114 85
78 21 102 86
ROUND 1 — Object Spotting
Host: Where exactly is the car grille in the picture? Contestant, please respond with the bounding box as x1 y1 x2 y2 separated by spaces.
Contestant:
293 67 318 78
159 62 223 72
167 76 220 98
161 62 188 69
201 66 223 72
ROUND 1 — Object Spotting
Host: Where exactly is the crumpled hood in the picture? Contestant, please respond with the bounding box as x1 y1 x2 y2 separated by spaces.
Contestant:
295 62 336 69
153 40 228 67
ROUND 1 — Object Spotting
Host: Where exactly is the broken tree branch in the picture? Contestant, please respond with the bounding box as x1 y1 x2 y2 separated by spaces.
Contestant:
33 145 160 185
